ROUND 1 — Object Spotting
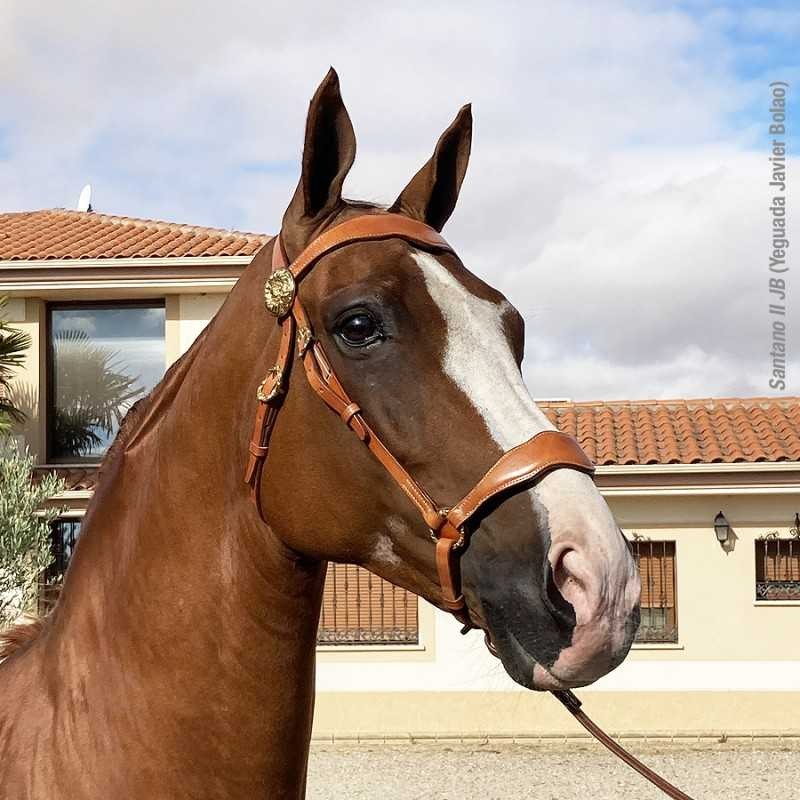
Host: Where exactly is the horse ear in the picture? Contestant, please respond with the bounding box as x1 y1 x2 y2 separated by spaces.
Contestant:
282 68 356 250
389 104 472 232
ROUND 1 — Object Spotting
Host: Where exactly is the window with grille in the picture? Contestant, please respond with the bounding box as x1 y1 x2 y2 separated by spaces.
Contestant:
630 539 677 643
39 518 82 613
755 536 800 600
318 563 419 645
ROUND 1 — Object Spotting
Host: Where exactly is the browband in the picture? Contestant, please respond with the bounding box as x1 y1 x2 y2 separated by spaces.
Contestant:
245 213 595 623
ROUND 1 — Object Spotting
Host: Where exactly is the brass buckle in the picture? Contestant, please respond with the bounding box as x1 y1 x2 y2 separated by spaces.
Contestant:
429 508 453 542
256 365 284 402
297 326 313 357
263 269 296 317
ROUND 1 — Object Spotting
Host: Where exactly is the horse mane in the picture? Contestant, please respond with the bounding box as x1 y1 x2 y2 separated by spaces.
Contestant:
0 615 47 662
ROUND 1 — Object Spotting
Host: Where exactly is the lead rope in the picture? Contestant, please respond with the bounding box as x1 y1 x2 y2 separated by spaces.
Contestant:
551 690 695 800
474 631 695 800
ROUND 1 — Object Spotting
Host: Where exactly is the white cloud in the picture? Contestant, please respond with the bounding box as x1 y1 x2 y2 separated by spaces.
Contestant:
1 0 797 399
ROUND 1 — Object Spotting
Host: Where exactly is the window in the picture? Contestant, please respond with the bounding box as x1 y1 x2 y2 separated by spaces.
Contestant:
630 539 677 643
319 563 418 645
39 518 82 613
755 536 800 600
47 302 166 462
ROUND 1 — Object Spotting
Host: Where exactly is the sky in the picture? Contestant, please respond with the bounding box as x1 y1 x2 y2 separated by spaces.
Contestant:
1 0 799 401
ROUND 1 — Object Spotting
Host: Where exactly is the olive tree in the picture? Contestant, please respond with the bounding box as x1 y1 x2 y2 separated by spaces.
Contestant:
0 445 65 627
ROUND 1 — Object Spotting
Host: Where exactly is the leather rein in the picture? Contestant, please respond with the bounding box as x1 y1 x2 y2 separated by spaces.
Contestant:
244 213 694 800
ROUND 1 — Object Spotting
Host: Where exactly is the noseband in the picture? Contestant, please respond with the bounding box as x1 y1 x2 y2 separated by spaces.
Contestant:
244 213 594 624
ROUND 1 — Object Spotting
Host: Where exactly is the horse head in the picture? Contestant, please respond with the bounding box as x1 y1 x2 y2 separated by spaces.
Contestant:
255 69 640 692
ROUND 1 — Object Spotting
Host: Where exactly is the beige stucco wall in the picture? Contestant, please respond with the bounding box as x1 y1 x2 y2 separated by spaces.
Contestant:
4 298 45 461
176 294 226 357
312 692 800 739
612 493 800 663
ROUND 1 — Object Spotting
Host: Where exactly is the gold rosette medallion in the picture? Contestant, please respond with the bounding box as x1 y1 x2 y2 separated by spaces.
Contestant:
263 269 296 317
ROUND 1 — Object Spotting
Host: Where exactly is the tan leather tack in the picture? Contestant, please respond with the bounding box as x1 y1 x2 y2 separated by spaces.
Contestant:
245 212 695 800
289 213 451 281
446 431 594 531
245 213 595 624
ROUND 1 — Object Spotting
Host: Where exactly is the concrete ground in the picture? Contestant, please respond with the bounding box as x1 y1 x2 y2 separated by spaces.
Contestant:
307 740 799 799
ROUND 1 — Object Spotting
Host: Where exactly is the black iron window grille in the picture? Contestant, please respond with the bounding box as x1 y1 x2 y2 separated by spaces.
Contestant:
756 529 800 601
630 538 678 643
39 518 82 613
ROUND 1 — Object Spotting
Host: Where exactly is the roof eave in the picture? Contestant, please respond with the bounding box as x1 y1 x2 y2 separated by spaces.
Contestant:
595 461 799 495
0 255 254 294
0 255 253 270
596 461 800 475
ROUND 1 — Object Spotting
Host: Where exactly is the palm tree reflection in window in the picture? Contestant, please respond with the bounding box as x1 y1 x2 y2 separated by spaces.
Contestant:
51 329 143 460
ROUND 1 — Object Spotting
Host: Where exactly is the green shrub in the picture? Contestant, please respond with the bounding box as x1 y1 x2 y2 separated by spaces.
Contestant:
0 445 66 628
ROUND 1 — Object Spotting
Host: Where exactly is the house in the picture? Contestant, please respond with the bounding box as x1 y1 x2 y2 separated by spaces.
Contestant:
2 208 799 739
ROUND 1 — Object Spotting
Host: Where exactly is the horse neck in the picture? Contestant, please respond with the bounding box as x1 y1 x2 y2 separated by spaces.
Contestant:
43 247 325 795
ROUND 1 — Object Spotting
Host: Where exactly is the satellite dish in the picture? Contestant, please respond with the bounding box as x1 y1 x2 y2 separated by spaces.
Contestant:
76 184 93 212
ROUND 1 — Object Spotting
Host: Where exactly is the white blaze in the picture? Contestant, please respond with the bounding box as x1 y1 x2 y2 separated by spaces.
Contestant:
411 250 553 450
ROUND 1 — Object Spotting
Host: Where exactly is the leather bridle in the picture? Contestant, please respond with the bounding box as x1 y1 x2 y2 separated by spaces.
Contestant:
244 213 694 800
244 213 594 625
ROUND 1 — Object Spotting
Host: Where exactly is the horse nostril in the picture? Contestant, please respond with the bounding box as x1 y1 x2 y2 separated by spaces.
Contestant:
543 556 577 629
550 546 603 626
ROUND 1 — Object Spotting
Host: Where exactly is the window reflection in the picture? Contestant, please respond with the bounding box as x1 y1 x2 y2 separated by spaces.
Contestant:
48 303 165 461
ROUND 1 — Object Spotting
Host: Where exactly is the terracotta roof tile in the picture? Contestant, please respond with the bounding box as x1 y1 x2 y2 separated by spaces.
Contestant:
0 209 270 261
27 398 799 495
539 397 800 466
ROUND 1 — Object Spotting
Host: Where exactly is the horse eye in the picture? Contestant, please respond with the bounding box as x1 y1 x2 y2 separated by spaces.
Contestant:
337 312 383 347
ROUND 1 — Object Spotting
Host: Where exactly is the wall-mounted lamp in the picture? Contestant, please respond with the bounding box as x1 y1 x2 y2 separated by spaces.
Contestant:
714 511 730 545
791 512 800 538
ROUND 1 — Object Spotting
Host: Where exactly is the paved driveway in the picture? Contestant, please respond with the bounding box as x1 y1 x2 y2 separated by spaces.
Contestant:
308 741 798 799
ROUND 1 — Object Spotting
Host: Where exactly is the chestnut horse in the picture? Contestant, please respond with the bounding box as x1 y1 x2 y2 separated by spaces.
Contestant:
0 70 640 798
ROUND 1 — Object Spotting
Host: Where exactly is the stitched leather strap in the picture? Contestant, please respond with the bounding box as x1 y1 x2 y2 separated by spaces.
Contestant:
296 303 443 530
447 431 594 531
436 528 465 614
245 237 296 506
430 432 593 618
289 213 452 281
